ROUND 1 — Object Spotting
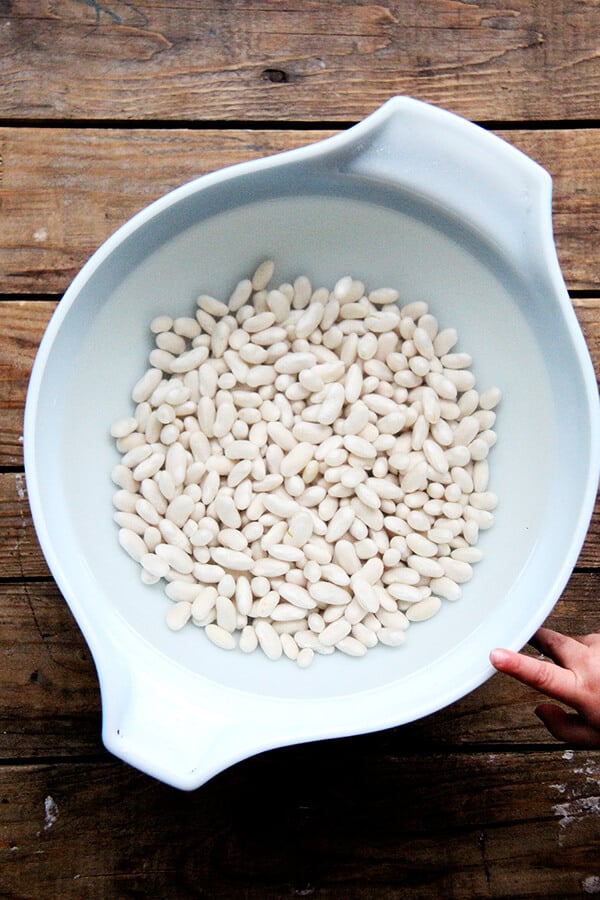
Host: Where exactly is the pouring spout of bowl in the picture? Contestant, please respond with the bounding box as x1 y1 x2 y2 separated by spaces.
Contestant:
97 636 246 790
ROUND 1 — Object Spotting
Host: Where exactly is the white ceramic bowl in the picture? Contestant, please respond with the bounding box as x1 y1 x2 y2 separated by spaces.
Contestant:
25 97 599 789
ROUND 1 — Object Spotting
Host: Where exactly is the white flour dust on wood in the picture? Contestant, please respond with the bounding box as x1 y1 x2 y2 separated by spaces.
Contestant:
14 472 25 501
43 795 59 830
552 756 600 847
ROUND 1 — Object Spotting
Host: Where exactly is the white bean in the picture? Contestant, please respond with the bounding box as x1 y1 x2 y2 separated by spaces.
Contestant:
325 506 355 543
262 493 298 518
239 624 258 653
255 620 283 660
351 575 379 613
132 368 162 403
429 576 462 602
205 623 237 650
252 558 290 578
155 543 194 574
377 628 406 647
406 596 442 622
479 387 502 410
296 647 315 668
277 582 315 610
211 547 253 571
166 601 192 631
318 382 346 425
269 544 305 563
252 259 275 291
309 581 351 606
342 434 377 460
118 528 147 561
280 442 314 477
224 440 259 460
319 618 351 647
295 302 325 339
439 557 473 583
274 352 317 374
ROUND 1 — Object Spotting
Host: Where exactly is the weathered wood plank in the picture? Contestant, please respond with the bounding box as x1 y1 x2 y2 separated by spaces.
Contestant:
573 296 600 347
1 0 600 123
1 127 599 294
0 573 597 758
0 749 598 898
0 473 50 578
0 300 55 467
0 128 330 294
0 581 102 758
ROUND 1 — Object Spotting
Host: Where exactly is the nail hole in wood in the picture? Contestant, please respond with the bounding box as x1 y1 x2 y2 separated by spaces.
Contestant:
262 68 289 84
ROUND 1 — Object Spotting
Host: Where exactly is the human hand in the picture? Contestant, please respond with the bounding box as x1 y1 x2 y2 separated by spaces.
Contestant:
490 627 600 747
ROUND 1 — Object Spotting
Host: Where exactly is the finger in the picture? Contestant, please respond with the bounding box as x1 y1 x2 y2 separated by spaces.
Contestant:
535 703 600 748
536 630 600 648
528 628 588 668
577 632 600 648
489 648 579 705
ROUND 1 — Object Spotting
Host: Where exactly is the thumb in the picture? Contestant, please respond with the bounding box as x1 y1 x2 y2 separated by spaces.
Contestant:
535 703 600 748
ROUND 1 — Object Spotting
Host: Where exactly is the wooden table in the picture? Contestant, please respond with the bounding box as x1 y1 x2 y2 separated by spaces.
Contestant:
1 2 599 896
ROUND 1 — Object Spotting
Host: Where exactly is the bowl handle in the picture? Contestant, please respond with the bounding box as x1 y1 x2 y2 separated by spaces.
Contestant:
95 639 242 790
310 97 557 281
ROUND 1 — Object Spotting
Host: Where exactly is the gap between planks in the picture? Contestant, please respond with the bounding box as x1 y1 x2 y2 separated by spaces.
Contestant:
0 118 600 131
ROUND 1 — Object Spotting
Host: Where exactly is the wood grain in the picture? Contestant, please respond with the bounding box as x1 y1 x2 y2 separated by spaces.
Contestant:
1 1 600 123
0 581 101 758
0 573 598 759
0 300 55 467
0 473 49 579
1 127 599 294
0 749 599 898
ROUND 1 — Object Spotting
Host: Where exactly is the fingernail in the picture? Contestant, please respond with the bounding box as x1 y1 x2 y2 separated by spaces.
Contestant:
489 648 509 666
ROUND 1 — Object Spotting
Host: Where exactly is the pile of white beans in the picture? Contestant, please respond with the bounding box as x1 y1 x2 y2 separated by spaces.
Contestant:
111 261 500 668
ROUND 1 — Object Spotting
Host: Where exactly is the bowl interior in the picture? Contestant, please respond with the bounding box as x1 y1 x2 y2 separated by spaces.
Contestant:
31 168 591 706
